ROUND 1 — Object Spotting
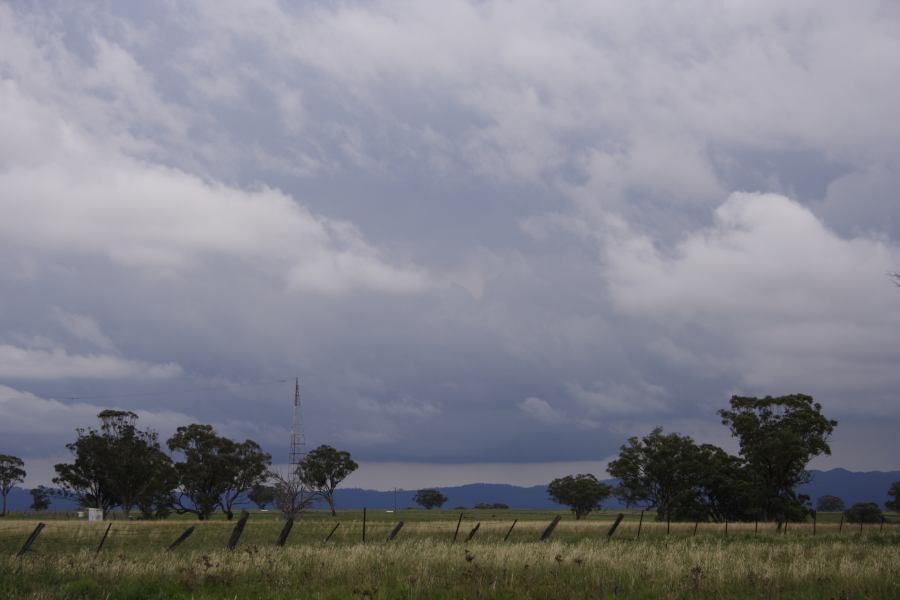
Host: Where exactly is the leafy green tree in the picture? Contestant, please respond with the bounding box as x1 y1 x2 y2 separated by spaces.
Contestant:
297 445 358 516
413 488 448 509
886 481 900 513
248 484 276 510
718 394 837 522
691 443 755 522
167 424 271 520
608 427 705 521
53 411 176 518
221 439 271 519
0 454 26 516
29 487 51 512
844 502 883 523
547 474 612 519
816 495 845 512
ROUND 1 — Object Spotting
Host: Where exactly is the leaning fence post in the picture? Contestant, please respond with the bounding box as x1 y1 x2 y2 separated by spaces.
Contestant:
540 515 561 541
95 523 112 555
606 514 624 539
16 523 45 557
453 512 464 543
504 519 518 541
839 513 844 533
323 522 340 543
275 517 294 547
465 522 480 543
226 510 250 551
693 520 700 537
167 526 195 551
385 521 404 542
636 510 644 540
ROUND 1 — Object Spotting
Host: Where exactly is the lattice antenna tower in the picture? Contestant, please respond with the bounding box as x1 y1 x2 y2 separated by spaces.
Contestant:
289 377 306 466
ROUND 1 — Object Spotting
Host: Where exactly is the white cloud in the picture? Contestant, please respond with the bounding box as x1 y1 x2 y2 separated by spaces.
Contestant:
519 397 566 425
605 192 900 410
0 344 181 380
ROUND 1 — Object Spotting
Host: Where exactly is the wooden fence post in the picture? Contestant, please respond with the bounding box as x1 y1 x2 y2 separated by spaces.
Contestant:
724 519 728 537
839 513 844 533
754 520 758 534
693 520 699 537
16 523 45 557
812 511 817 536
453 512 464 543
666 517 671 536
324 522 340 543
859 519 863 534
504 519 518 541
385 521 404 542
362 507 367 543
540 516 561 541
226 510 250 551
465 522 481 543
636 510 644 540
95 523 112 555
167 526 195 552
275 517 294 547
606 514 624 539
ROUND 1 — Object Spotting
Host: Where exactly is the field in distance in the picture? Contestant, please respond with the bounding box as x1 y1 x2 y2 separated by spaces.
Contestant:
1 509 898 599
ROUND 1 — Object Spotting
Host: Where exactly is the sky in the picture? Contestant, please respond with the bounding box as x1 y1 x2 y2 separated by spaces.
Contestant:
2 1 899 490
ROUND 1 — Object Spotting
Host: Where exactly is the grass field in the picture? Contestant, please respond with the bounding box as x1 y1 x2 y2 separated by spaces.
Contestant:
1 509 898 598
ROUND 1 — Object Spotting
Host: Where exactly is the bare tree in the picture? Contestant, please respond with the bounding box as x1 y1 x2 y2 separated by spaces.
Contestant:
269 468 316 518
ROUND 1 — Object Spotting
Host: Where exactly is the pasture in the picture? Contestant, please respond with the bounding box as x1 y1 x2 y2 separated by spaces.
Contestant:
1 509 898 598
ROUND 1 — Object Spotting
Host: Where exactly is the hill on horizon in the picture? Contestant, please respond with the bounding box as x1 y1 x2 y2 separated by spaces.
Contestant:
4 468 897 513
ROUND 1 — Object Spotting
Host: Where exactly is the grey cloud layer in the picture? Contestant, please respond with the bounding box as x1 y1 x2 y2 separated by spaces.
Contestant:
1 1 899 477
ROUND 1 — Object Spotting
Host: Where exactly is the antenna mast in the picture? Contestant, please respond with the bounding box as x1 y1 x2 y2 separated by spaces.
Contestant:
289 377 306 466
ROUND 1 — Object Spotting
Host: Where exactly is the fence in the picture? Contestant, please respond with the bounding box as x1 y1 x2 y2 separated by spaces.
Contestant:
3 510 896 558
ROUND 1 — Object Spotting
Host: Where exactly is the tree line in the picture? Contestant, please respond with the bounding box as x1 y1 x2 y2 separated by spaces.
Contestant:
546 394 900 523
0 410 358 519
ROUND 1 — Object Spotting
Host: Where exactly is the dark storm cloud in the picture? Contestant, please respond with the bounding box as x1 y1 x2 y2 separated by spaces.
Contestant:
2 1 899 486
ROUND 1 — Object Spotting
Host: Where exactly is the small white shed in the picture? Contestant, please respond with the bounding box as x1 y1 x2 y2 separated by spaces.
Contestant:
88 508 103 522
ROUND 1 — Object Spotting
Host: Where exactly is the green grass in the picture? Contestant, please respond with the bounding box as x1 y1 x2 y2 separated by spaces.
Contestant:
1 510 898 598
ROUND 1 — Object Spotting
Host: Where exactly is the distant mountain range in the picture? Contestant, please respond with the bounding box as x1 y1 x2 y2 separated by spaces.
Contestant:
4 469 897 512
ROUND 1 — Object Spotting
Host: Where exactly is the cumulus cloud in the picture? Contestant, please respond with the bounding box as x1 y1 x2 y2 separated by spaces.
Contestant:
605 192 900 411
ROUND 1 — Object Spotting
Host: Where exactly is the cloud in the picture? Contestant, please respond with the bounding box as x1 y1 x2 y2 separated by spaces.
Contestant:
52 308 117 352
605 192 900 411
0 344 181 380
1 2 900 478
519 397 566 425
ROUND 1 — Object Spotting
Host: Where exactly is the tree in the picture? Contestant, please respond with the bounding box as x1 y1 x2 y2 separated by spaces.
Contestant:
54 411 176 518
219 439 271 520
29 487 51 512
297 445 358 516
270 469 316 518
248 484 276 510
816 495 845 512
608 427 705 521
167 424 271 520
547 474 612 520
718 394 837 522
845 502 883 523
413 489 447 509
0 454 26 516
885 481 900 513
